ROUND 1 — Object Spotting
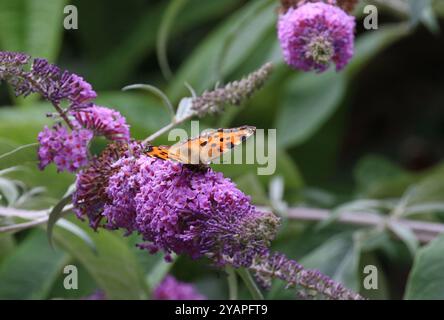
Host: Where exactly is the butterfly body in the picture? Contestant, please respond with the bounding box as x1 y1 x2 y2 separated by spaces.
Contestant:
144 126 255 166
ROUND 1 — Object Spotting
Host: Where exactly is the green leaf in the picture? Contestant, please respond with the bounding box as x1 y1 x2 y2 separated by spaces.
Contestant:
157 0 189 80
0 177 20 206
145 254 176 290
0 234 16 264
0 0 26 52
359 252 390 299
301 233 360 291
408 0 439 33
47 188 75 249
405 233 444 299
354 154 414 198
0 230 69 299
90 0 240 89
167 0 275 101
53 220 148 300
388 221 419 256
0 0 67 74
56 219 97 253
275 70 346 148
407 168 444 205
25 0 69 59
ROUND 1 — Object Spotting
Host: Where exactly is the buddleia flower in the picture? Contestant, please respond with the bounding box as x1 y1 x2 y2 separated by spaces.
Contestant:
277 2 355 72
153 276 206 300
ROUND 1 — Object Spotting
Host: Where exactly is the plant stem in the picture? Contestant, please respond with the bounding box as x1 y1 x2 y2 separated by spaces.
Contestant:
237 268 264 300
143 121 178 144
266 206 444 244
0 205 73 233
225 266 238 300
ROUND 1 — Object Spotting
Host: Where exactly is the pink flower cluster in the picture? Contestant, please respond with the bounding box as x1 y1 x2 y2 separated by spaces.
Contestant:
277 2 355 72
153 276 206 300
37 104 130 173
73 105 130 141
37 125 93 173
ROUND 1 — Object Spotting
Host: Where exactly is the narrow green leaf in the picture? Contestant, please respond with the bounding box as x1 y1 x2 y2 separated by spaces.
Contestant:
157 0 189 79
122 84 175 120
46 191 74 249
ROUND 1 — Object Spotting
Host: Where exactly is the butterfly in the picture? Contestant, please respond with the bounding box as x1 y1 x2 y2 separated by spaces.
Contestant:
144 125 256 166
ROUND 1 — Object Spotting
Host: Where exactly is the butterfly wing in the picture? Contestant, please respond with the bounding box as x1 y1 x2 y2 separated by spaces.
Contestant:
145 145 171 160
168 125 256 164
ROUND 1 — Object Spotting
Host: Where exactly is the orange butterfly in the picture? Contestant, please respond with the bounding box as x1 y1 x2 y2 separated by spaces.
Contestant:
144 126 256 165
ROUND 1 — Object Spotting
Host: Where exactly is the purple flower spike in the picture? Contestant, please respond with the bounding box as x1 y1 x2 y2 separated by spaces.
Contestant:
101 155 279 264
73 105 130 141
277 2 355 72
153 276 206 300
59 72 97 108
0 52 97 108
37 125 92 173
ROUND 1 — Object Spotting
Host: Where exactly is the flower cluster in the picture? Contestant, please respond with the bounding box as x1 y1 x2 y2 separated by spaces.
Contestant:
73 105 130 141
277 2 355 72
37 125 92 172
280 0 358 14
74 148 279 265
0 51 131 173
0 53 97 108
73 142 142 229
153 276 206 300
1 51 363 300
73 145 363 300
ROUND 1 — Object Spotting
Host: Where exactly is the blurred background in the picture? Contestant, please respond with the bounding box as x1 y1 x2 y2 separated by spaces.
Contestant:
1 0 444 300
